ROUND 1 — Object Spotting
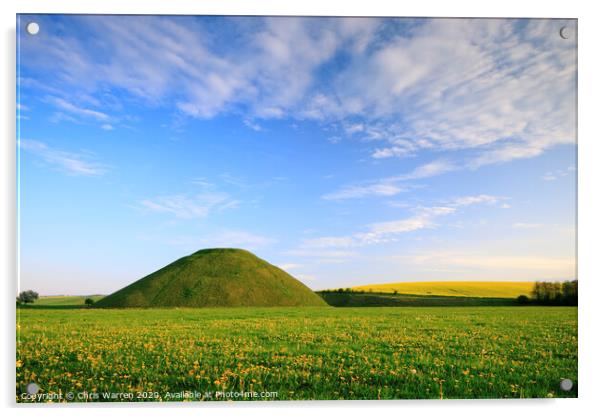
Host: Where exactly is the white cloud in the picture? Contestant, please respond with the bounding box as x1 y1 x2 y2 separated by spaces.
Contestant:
331 19 576 167
323 159 454 200
450 194 501 207
371 146 413 159
323 182 404 200
397 159 456 181
22 17 575 171
101 124 114 131
46 96 110 122
22 16 380 123
139 192 239 219
19 139 107 176
305 194 502 248
243 119 262 131
541 166 575 181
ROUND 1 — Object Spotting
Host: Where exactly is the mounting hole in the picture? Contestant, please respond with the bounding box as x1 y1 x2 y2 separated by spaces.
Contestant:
26 22 40 36
559 26 570 40
560 378 573 391
26 382 40 394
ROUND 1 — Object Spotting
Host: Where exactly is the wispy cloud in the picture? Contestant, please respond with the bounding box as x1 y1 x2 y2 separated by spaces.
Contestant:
397 160 456 181
329 20 576 167
21 17 575 175
323 182 405 201
323 159 455 201
19 139 107 176
46 96 110 122
541 166 575 181
304 194 502 248
139 192 239 219
450 194 501 207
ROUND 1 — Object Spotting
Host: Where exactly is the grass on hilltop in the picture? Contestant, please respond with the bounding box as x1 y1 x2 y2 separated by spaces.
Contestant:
95 248 326 308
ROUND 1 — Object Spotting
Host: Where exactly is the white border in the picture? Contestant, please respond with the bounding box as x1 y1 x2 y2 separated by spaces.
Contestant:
3 1 601 416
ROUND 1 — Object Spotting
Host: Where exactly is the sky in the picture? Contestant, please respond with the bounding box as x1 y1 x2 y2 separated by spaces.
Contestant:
16 15 577 295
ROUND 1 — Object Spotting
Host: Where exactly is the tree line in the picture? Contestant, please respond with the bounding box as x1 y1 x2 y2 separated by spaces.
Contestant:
518 280 578 305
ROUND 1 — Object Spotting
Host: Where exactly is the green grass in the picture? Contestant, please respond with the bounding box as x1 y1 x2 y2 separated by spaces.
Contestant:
318 292 520 307
96 248 326 308
16 306 577 402
352 281 534 298
35 295 105 306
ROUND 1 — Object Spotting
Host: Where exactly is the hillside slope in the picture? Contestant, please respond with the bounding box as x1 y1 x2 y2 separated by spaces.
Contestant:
95 248 327 308
351 281 534 299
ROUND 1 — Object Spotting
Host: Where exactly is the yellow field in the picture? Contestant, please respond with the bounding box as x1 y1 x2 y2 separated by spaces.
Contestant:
352 281 534 298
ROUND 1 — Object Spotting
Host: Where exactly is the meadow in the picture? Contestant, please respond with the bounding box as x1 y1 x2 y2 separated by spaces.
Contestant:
16 306 577 402
34 295 105 306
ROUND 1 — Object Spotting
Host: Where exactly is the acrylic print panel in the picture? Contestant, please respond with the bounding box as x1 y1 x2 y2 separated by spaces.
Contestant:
16 15 577 402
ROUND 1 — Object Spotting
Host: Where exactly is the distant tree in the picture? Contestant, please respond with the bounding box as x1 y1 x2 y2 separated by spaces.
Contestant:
517 295 530 304
531 280 577 305
85 298 95 307
337 288 344 293
344 288 352 293
393 290 398 295
17 290 39 304
561 280 578 305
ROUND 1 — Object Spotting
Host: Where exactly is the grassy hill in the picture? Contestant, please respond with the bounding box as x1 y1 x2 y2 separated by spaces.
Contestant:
35 295 105 306
95 248 327 308
351 281 534 299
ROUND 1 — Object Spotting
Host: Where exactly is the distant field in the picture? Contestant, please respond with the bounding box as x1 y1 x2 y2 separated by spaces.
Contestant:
352 281 534 298
35 295 105 306
17 306 577 401
318 292 519 307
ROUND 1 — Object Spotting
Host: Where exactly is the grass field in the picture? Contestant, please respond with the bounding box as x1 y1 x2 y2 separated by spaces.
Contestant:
352 281 534 298
16 306 577 401
35 295 105 306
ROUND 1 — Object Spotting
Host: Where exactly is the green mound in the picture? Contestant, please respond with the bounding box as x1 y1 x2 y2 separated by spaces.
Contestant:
95 248 327 308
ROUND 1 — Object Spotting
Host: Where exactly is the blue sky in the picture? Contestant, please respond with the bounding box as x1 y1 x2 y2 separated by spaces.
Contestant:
17 15 576 295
